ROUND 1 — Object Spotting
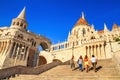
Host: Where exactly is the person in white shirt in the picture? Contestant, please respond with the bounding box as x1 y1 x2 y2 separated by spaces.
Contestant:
91 55 97 72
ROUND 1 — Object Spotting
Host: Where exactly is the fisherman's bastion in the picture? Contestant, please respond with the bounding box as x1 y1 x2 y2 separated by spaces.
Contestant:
0 7 120 80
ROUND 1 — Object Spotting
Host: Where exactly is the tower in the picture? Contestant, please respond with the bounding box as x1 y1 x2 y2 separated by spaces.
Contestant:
10 7 28 31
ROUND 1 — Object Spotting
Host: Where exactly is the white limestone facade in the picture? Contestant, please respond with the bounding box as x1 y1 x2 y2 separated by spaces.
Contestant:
0 7 51 69
50 12 120 62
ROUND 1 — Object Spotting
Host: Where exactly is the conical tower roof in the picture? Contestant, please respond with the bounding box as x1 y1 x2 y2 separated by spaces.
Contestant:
75 12 88 26
17 7 26 20
104 23 109 31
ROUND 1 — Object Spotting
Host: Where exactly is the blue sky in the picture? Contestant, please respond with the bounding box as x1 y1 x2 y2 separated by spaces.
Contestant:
0 0 120 44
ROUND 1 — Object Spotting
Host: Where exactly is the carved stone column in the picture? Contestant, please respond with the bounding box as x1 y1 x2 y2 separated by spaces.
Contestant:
3 41 10 56
0 42 4 55
11 42 17 58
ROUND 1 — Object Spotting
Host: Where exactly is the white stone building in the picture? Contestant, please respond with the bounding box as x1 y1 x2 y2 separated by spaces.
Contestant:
0 7 51 69
49 12 120 62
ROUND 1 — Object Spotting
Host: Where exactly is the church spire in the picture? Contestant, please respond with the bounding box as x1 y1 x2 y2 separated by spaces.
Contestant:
104 23 108 30
10 7 28 30
104 23 109 32
74 12 88 26
91 24 94 28
17 7 26 20
82 12 85 19
68 31 71 37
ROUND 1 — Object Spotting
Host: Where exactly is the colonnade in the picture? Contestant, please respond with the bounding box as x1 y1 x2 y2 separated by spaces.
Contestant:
0 41 11 56
85 43 106 59
0 41 30 61
10 42 29 61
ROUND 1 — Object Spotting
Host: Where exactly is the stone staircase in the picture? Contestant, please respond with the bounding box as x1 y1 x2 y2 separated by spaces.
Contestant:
10 59 120 80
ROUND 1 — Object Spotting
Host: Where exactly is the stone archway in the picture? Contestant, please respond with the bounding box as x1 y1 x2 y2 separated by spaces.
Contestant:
26 35 51 67
37 40 51 66
38 56 47 66
39 42 49 51
53 59 62 63
27 48 35 67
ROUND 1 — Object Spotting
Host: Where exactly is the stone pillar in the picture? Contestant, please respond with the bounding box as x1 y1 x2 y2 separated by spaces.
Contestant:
0 42 2 55
0 42 3 54
11 42 17 58
96 45 98 59
7 41 14 57
89 46 92 58
97 45 100 59
23 46 28 60
19 44 25 60
93 46 95 55
101 44 105 59
1 42 6 55
3 41 10 56
25 46 30 60
0 42 4 55
91 46 93 55
94 45 97 57
88 46 90 58
104 44 106 59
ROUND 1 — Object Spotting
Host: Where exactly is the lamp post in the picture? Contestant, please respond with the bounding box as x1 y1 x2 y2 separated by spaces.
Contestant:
14 46 24 66
72 42 74 56
109 40 113 52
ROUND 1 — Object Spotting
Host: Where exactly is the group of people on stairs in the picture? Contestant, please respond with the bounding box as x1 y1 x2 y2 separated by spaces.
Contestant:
70 54 97 72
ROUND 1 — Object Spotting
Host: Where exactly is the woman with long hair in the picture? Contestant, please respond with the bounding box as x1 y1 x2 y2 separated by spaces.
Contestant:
84 55 89 72
77 55 83 71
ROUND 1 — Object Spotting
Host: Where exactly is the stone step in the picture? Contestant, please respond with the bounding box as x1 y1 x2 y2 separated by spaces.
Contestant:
10 75 120 80
10 59 120 80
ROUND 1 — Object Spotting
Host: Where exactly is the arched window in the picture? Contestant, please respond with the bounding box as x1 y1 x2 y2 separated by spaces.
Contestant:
18 35 20 38
24 25 26 28
6 32 11 35
82 28 86 37
18 34 23 39
34 42 36 46
91 36 95 39
17 22 19 26
27 39 29 41
20 23 23 27
13 22 15 25
30 38 34 46
87 28 90 32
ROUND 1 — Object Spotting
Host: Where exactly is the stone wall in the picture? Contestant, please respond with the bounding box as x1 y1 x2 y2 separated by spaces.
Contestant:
0 61 62 79
112 50 120 72
50 45 86 62
44 41 120 63
2 56 26 69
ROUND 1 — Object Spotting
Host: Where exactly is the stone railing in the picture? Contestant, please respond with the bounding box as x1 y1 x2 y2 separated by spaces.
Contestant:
0 61 62 79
